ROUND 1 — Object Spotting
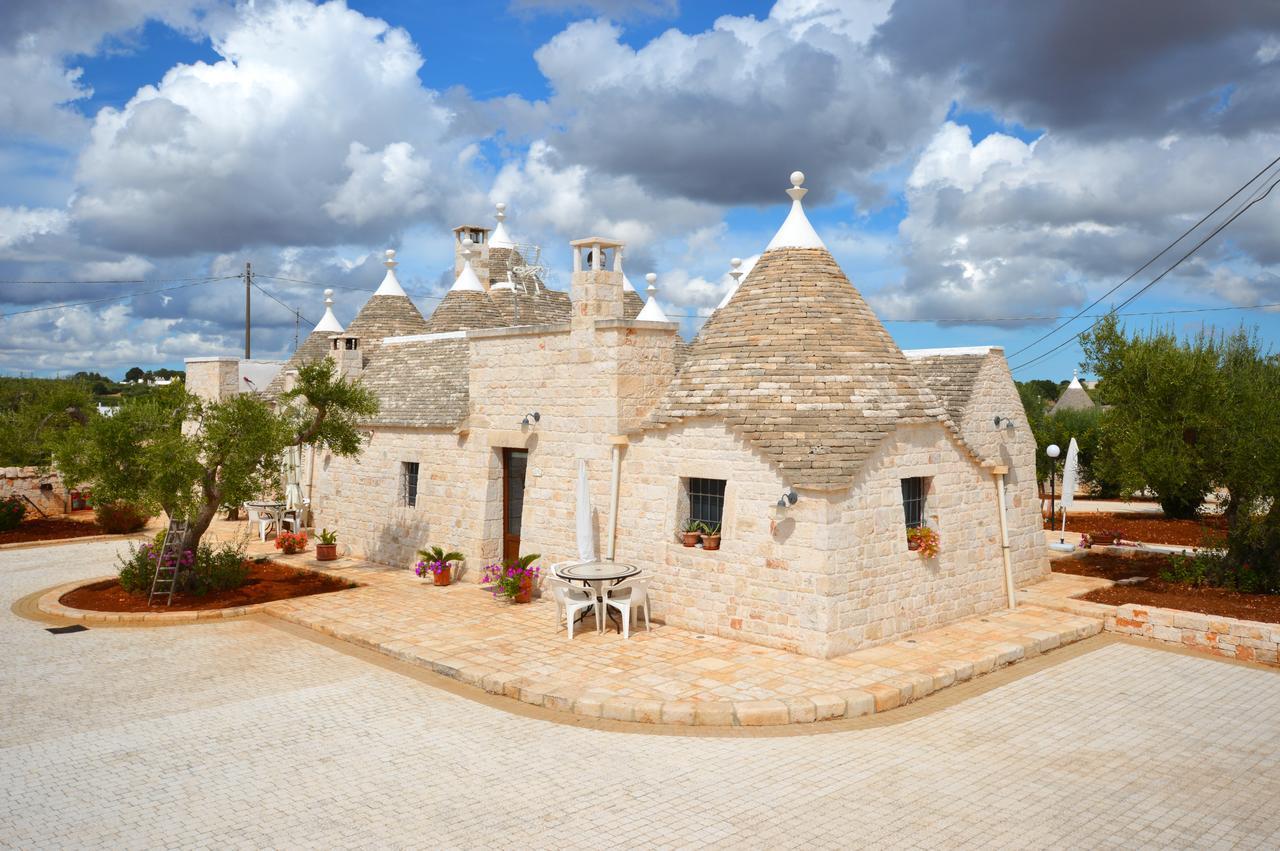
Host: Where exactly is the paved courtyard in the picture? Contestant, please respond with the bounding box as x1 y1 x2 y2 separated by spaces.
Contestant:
4 540 1280 848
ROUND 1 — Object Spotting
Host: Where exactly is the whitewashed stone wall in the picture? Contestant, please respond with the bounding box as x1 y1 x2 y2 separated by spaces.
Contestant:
954 352 1049 588
185 357 239 402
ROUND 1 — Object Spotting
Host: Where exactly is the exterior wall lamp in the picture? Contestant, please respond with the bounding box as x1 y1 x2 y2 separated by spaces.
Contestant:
521 412 541 426
993 415 1016 430
775 488 798 510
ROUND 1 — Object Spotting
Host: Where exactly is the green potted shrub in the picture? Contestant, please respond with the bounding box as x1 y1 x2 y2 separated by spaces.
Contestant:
681 520 703 547
415 545 464 586
316 528 339 561
481 554 541 603
700 522 721 551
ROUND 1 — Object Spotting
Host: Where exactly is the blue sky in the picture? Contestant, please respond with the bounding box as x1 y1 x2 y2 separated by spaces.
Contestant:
2 0 1278 380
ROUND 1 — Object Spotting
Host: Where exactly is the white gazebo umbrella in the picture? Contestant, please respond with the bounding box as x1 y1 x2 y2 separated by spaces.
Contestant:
1058 437 1080 538
576 459 596 563
284 445 304 513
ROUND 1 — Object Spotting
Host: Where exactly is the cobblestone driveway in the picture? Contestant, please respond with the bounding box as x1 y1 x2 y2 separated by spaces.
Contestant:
3 541 1279 849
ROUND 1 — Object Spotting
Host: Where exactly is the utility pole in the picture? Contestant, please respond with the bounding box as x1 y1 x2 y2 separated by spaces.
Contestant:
244 261 252 359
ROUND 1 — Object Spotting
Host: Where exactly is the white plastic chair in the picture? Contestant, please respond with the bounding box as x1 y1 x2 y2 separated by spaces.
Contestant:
549 577 601 639
244 503 276 541
604 577 651 639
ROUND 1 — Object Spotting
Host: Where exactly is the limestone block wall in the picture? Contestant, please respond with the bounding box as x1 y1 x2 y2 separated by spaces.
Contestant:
823 423 1011 657
954 352 1049 588
185 357 239 402
0 466 68 516
309 428 494 572
616 419 831 655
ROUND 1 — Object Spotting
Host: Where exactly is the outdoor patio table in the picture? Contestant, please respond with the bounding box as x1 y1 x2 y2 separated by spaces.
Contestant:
245 501 285 541
556 561 640 633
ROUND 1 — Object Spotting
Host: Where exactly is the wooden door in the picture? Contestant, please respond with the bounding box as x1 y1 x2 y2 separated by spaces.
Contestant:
502 449 528 563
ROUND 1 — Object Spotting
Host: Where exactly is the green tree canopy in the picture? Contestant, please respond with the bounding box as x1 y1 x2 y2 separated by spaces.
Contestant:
0 377 94 467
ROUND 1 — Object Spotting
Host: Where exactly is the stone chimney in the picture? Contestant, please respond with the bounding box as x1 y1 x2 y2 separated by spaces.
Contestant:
330 334 362 381
452 224 491 288
184 357 240 402
569 236 626 326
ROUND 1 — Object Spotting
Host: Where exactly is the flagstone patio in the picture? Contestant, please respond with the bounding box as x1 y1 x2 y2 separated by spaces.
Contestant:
243 543 1103 726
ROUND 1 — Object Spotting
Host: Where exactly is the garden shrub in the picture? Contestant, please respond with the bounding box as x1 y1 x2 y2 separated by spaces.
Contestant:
0 495 25 531
93 501 150 533
116 537 249 596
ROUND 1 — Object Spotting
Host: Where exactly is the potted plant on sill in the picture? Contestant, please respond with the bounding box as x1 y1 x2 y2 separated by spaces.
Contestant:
316 528 339 561
275 529 308 555
482 553 541 603
681 520 703 547
906 525 939 558
416 545 464 586
700 522 721 551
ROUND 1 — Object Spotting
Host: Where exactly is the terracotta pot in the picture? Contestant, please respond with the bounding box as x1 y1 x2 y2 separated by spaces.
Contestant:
513 574 533 604
681 531 700 547
907 538 921 551
701 534 721 551
282 544 303 555
316 543 338 561
433 564 452 586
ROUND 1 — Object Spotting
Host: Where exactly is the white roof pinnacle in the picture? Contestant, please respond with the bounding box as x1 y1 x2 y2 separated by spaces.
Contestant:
451 238 486 293
765 171 826 251
636 271 670 322
717 257 744 310
1068 368 1083 389
622 273 636 293
313 287 344 333
490 202 515 248
374 248 409 297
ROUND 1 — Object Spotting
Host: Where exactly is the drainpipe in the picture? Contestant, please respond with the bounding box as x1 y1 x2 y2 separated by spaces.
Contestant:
606 443 622 561
994 467 1016 609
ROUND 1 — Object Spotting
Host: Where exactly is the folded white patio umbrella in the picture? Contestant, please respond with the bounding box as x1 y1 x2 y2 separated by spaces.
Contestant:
576 459 596 562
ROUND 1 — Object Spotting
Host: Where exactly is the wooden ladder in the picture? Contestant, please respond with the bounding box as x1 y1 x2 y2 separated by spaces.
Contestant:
148 519 190 607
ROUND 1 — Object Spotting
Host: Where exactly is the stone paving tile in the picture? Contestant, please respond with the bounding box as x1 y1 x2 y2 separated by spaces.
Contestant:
3 540 1280 849
245 547 1103 724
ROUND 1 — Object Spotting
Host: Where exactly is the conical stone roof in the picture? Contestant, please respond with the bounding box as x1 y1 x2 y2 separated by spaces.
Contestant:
646 246 966 490
344 294 430 366
426 289 506 332
262 329 335 398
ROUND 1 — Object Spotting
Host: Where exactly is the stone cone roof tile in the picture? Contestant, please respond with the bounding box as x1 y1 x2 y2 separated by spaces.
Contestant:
426 290 506 332
907 353 988 425
344 294 429 366
647 247 970 489
1050 384 1095 413
362 338 469 428
262 329 334 398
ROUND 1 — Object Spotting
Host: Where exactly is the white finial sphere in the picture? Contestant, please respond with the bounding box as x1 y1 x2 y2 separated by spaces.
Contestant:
323 288 333 297
790 170 805 187
496 202 506 213
730 257 742 269
645 272 657 285
385 249 396 260
462 237 474 249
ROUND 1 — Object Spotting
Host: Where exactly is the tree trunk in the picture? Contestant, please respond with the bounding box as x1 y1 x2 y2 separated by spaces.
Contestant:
181 498 222 554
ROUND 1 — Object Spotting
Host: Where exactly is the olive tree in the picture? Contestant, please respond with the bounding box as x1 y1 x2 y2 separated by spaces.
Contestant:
53 358 377 551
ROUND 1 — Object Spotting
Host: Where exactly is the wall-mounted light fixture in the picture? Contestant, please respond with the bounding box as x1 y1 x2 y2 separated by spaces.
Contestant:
993 415 1016 430
775 488 798 509
521 411 541 426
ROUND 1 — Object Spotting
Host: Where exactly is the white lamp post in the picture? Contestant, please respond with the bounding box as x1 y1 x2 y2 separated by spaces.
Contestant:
1046 444 1061 528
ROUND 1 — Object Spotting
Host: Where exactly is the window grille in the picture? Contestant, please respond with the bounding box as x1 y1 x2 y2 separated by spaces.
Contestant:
687 477 726 530
400 461 420 508
901 477 926 528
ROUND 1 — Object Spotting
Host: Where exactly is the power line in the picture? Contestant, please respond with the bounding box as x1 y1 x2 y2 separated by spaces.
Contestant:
0 277 236 319
255 274 444 302
0 274 234 285
1006 151 1280 361
1010 173 1280 374
251 280 314 327
662 301 1280 323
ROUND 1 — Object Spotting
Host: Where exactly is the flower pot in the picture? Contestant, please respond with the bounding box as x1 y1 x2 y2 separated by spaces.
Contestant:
701 534 721 551
907 538 921 551
514 574 533 604
681 531 700 547
316 543 338 561
282 544 303 555
433 564 452 586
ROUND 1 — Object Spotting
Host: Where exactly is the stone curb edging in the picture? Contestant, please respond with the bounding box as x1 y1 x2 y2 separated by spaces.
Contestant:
37 577 273 624
1021 579 1280 666
264 603 1102 727
0 532 149 553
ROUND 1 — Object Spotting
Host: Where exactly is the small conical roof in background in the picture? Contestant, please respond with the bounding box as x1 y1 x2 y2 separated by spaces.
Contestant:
1049 369 1096 413
425 238 505 332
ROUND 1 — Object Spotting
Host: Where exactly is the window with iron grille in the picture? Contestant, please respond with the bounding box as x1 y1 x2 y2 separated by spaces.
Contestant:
400 461 420 508
901 477 926 528
687 477 726 530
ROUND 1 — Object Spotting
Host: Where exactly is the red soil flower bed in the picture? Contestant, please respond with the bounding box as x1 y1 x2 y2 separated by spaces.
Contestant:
0 516 107 545
60 560 355 613
1052 552 1280 623
1045 511 1226 547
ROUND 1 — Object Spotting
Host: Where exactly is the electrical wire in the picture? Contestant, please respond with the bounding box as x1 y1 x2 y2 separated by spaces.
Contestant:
0 276 237 319
0 274 234 285
1006 151 1280 361
1009 173 1280 374
255 274 444 301
251 281 314 327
